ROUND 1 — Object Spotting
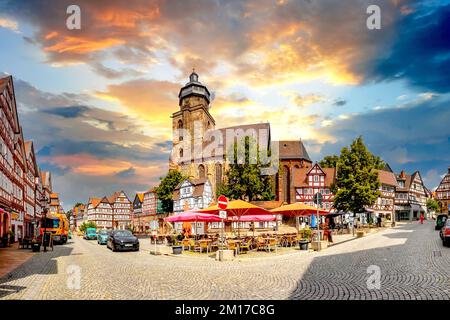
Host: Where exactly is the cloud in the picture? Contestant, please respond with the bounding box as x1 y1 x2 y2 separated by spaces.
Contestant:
307 97 450 189
42 105 89 118
333 99 347 107
365 3 450 93
12 76 170 208
115 167 136 178
0 16 18 31
0 0 408 87
290 93 325 107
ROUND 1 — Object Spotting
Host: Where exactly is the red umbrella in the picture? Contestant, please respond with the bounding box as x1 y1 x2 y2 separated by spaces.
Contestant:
165 212 222 222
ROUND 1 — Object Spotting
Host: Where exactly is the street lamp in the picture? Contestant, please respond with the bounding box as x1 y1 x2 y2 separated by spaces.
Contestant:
40 195 49 252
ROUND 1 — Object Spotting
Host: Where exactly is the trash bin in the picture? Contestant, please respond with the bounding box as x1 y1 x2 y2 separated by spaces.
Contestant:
32 242 40 252
172 246 182 255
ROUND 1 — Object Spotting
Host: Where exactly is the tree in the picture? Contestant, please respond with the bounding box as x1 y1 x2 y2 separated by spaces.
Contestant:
218 136 275 201
332 136 381 214
79 221 97 232
321 152 385 170
156 170 186 213
427 198 440 213
319 155 339 168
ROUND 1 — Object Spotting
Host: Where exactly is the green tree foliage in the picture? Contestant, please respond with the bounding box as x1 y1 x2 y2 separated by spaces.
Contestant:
156 170 186 213
218 136 275 201
332 136 381 213
319 155 339 168
79 221 97 232
427 198 440 212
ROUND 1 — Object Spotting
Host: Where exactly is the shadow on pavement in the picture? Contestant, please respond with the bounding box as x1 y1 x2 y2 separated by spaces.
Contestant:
288 222 450 300
0 245 73 298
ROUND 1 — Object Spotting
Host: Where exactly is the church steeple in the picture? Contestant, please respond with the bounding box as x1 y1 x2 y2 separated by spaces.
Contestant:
178 70 211 107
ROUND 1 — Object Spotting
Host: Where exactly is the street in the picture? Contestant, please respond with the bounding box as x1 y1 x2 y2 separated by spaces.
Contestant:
1 221 449 300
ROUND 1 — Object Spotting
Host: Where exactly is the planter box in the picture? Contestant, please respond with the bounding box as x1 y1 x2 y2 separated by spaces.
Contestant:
172 246 183 255
216 249 234 261
311 240 328 251
298 240 309 250
356 230 365 238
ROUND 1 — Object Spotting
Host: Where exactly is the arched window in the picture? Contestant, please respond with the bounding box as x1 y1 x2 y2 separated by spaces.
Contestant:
179 148 183 158
215 163 222 190
198 164 206 179
282 165 290 204
177 120 183 141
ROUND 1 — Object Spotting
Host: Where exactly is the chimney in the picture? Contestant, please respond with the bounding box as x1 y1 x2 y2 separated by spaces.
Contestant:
399 170 406 178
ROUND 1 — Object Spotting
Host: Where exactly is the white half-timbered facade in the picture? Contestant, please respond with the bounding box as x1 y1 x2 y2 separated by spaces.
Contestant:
294 163 335 211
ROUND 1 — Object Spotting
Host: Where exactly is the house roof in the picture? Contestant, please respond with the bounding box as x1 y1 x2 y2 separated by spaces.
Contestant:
173 177 210 200
375 169 398 186
293 165 336 187
0 75 11 93
278 140 311 162
88 197 102 208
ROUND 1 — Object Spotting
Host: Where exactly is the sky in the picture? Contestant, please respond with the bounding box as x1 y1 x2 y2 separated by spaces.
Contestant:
0 0 449 210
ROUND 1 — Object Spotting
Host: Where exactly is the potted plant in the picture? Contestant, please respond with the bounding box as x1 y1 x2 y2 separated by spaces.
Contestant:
298 228 311 250
172 233 183 254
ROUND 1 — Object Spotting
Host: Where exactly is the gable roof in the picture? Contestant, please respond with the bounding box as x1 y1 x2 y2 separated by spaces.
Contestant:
279 140 311 162
375 169 398 186
88 197 102 208
293 165 336 187
173 177 210 200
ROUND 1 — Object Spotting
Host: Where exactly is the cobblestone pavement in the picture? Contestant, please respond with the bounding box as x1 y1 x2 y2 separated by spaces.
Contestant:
1 221 449 300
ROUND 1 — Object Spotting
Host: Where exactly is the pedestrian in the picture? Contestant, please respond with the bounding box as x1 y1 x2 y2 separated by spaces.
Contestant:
420 213 424 224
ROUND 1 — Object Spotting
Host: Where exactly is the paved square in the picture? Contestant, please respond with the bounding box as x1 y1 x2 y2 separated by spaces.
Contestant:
1 221 449 300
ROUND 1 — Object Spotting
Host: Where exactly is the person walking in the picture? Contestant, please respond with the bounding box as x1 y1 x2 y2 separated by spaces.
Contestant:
420 213 424 224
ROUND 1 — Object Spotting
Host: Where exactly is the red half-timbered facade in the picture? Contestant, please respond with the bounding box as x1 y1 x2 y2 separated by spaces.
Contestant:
294 163 336 211
0 75 56 242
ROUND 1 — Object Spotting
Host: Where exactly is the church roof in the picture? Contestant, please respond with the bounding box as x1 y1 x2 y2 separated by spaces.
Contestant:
278 140 311 161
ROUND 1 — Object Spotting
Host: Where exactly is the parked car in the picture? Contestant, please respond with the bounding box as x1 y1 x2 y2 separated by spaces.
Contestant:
97 229 110 245
83 227 97 240
435 214 448 230
107 230 139 252
440 219 450 247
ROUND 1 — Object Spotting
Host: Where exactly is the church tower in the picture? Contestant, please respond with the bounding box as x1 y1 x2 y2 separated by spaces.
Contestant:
170 71 216 182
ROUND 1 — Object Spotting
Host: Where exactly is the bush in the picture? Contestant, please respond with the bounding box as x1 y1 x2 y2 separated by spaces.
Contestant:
79 221 97 233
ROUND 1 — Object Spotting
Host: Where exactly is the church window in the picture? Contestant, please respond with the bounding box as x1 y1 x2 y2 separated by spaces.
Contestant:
198 164 206 179
178 120 183 141
179 148 183 158
215 163 222 191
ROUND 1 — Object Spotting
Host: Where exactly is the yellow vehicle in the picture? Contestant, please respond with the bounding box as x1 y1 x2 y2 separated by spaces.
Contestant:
40 213 70 244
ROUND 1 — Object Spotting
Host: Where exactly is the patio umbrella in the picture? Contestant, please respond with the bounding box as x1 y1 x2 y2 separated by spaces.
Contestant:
270 202 330 233
199 199 270 238
164 212 222 223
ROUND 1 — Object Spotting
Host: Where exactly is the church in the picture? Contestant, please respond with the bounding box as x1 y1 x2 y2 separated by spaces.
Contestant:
169 71 313 205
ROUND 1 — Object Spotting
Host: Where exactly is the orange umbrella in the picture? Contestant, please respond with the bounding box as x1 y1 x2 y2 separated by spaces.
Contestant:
199 199 269 216
271 202 330 234
270 202 329 217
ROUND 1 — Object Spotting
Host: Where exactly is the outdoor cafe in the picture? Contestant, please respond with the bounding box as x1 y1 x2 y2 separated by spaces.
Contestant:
161 199 337 256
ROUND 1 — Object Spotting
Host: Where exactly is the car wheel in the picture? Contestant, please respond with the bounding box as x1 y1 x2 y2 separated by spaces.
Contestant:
444 240 449 247
112 245 116 252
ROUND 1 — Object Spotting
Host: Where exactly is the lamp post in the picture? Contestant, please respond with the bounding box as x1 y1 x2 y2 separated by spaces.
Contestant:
40 195 49 252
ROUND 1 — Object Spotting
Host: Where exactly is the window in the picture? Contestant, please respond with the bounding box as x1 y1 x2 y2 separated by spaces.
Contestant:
314 176 319 182
198 164 206 179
